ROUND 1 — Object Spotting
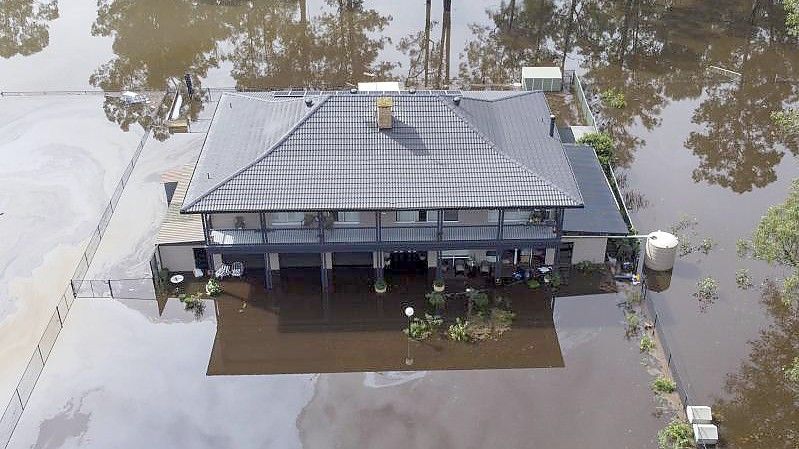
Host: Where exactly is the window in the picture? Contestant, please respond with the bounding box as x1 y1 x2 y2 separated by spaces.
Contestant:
272 212 304 225
396 210 457 223
426 210 459 222
396 210 422 222
333 211 360 223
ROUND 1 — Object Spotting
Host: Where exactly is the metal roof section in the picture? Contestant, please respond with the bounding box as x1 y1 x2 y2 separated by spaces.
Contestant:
562 144 629 236
183 93 315 208
157 164 204 245
182 90 584 213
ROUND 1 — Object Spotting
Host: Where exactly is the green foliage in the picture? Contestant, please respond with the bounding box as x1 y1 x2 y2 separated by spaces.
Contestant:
651 376 676 394
600 87 627 109
425 291 445 310
432 279 445 290
205 278 222 296
405 314 443 340
657 419 693 449
180 292 206 316
448 318 470 342
545 272 562 288
787 0 799 36
577 132 614 168
374 279 387 291
157 268 171 285
749 179 799 306
467 290 490 312
786 357 799 384
526 279 541 289
574 261 604 273
625 312 640 334
626 289 643 306
771 109 799 134
694 277 719 302
735 268 754 290
736 239 751 258
640 335 655 353
463 308 517 341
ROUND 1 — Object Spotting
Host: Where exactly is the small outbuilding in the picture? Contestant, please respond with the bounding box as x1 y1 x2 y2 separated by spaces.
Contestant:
521 66 563 92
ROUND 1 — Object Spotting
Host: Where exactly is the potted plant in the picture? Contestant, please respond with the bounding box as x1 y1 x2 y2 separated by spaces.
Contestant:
374 279 387 293
432 279 445 292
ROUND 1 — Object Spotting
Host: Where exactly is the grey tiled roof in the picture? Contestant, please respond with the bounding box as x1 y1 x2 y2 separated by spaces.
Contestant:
182 91 584 213
563 144 629 235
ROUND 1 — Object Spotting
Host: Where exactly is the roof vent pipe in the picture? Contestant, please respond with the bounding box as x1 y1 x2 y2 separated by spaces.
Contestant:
453 96 461 105
549 114 556 137
305 98 314 107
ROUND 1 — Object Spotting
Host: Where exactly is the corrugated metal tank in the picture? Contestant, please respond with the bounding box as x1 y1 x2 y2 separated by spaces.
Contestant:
644 231 678 271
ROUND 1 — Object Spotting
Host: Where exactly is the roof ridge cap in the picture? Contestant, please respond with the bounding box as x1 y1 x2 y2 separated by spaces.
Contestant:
224 91 308 104
438 95 582 205
461 90 536 102
182 94 331 212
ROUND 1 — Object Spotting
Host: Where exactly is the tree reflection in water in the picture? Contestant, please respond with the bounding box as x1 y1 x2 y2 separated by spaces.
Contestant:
713 282 799 448
0 0 59 58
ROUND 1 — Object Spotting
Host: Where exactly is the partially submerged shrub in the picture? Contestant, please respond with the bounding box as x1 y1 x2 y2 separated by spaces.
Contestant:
600 87 627 109
640 335 655 353
625 312 640 335
736 239 751 258
463 308 517 341
448 318 470 342
526 279 541 289
771 109 799 134
574 261 604 273
425 291 445 310
694 277 719 302
206 278 222 296
467 290 490 312
626 289 643 306
405 314 443 340
577 132 614 168
651 376 676 394
657 419 693 449
735 268 753 290
786 357 799 384
180 292 206 316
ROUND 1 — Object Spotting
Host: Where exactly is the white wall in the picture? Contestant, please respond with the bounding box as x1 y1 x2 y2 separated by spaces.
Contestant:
158 245 202 272
563 237 608 264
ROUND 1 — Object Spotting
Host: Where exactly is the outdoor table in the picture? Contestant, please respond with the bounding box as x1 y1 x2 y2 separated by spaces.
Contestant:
170 274 185 284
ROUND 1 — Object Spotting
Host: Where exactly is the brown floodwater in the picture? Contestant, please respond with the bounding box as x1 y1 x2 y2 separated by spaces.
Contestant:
205 269 565 375
3 0 799 446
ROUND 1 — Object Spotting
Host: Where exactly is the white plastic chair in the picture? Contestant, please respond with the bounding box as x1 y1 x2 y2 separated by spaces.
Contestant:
231 261 244 277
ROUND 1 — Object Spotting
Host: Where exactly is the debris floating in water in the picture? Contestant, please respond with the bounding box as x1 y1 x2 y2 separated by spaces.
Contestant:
708 65 742 78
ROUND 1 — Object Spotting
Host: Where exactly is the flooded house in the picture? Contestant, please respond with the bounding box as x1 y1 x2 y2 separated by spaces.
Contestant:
153 89 627 288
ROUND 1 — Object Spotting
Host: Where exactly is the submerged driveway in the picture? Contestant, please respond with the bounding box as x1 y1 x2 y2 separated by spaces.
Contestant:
8 293 662 449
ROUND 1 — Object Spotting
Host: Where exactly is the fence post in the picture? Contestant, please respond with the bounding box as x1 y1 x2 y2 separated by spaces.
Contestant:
107 280 114 298
70 280 77 298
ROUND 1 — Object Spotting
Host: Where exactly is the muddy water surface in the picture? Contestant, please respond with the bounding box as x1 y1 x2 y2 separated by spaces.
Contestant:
3 0 799 446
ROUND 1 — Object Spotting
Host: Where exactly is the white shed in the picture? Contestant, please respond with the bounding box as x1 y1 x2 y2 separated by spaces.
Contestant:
521 66 563 92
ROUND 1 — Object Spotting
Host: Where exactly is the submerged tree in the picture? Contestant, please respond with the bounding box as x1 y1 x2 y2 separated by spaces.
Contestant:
0 0 59 58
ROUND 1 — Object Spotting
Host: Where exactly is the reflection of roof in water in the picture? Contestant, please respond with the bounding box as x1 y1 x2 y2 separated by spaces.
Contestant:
206 269 564 375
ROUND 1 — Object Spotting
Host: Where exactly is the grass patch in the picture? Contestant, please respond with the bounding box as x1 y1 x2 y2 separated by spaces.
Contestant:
694 277 719 302
735 268 754 290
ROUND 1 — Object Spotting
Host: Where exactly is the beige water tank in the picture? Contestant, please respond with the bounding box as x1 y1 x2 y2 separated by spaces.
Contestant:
644 231 678 271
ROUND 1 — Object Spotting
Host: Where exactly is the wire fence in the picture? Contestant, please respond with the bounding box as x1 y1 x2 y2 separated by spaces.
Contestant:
71 278 157 300
572 73 597 127
640 278 696 410
0 103 158 448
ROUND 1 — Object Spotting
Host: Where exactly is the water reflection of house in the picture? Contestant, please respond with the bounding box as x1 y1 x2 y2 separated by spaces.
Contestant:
154 89 627 288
